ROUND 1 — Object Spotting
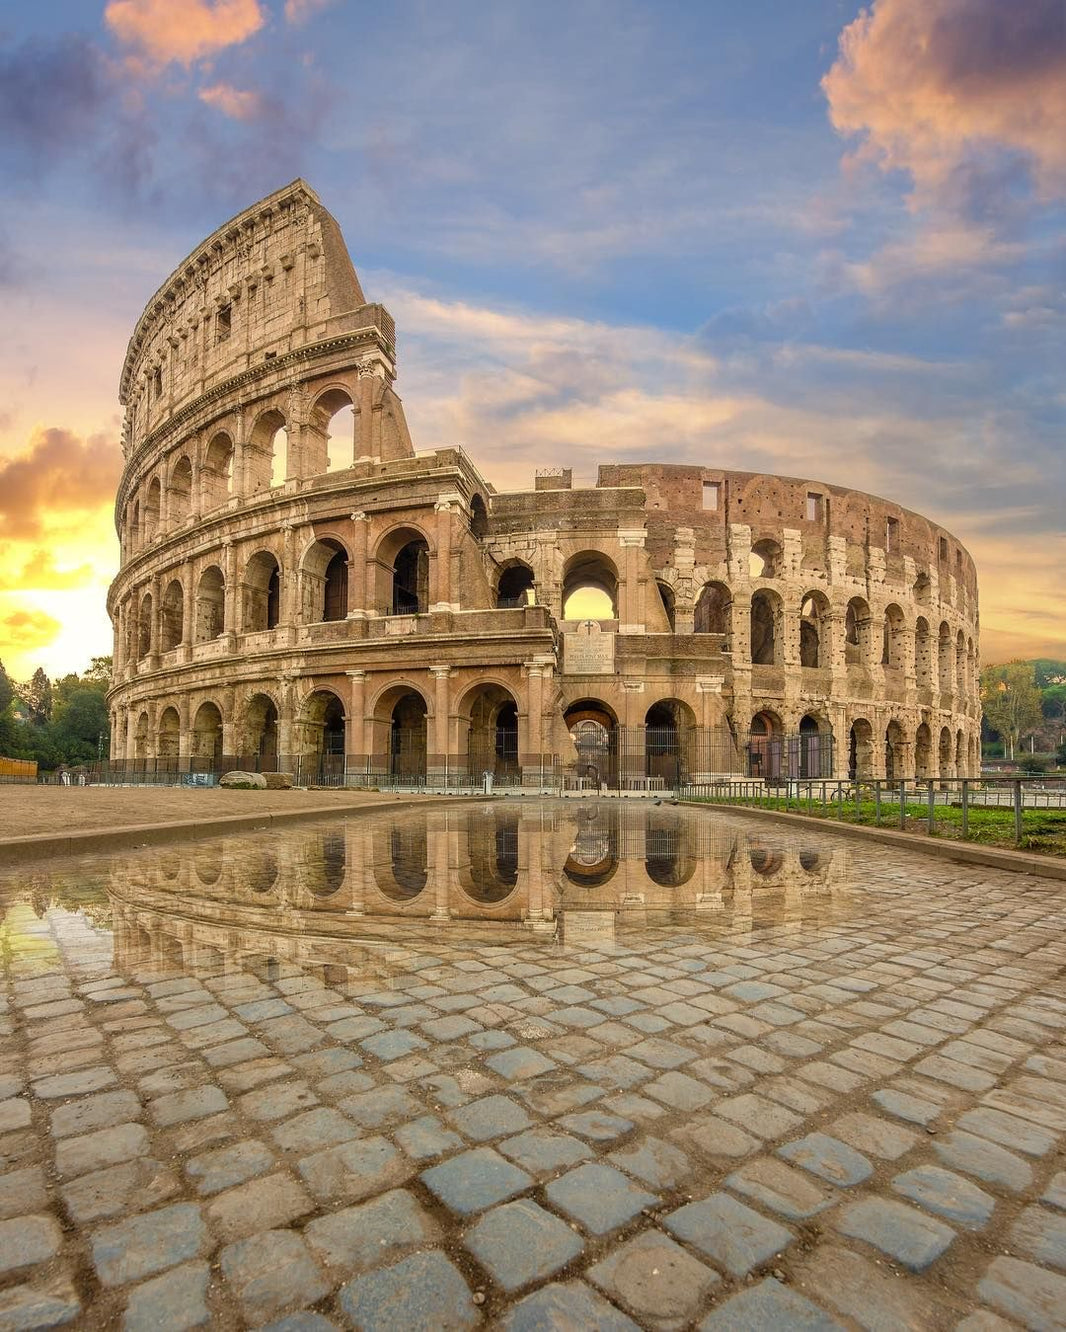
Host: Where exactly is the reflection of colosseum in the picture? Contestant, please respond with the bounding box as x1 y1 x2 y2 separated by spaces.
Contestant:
105 804 850 967
108 180 981 786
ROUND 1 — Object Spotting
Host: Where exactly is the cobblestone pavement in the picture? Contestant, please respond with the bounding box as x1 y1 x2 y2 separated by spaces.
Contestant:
1 803 1066 1329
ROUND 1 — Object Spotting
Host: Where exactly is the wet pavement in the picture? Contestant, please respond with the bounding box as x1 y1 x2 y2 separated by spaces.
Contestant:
1 799 1065 1329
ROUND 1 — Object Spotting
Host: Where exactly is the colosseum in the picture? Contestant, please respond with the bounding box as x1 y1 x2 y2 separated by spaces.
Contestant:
107 179 981 788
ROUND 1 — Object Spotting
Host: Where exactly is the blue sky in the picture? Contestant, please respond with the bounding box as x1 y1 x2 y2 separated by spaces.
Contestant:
0 0 1063 676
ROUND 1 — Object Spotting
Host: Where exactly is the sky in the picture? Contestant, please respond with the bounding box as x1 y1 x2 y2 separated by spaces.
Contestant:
0 0 1063 682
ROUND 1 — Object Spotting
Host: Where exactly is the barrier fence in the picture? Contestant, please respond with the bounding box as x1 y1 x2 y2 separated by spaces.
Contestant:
681 776 1066 851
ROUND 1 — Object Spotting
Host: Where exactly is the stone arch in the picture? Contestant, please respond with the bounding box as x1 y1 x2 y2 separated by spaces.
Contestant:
157 706 180 763
956 629 967 697
372 525 432 616
749 710 783 779
939 725 954 778
845 597 873 667
137 591 153 659
312 386 356 473
144 477 161 542
243 692 279 771
191 701 223 768
750 589 782 666
955 728 966 776
749 537 783 579
243 551 281 631
938 621 953 692
460 808 520 904
160 579 184 651
694 581 731 635
562 551 618 621
297 688 347 779
470 494 489 540
915 722 933 779
749 839 784 878
882 603 905 668
885 719 905 781
249 408 288 491
302 537 349 622
849 718 874 781
563 804 618 887
202 431 234 510
374 821 429 901
128 498 141 553
374 685 428 783
457 681 520 781
134 710 150 761
800 591 831 668
798 713 830 778
168 456 193 525
645 698 697 784
644 811 696 888
914 617 933 688
565 699 618 787
655 580 676 632
496 562 535 608
195 566 225 643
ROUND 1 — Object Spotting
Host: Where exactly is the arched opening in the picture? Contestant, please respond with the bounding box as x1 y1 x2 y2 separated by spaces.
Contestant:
914 617 932 688
955 728 966 777
134 711 149 761
244 694 279 772
845 597 872 667
882 604 905 668
312 388 356 474
497 563 535 608
748 711 782 779
144 478 161 542
129 500 140 552
656 582 676 632
465 810 520 902
390 692 428 783
195 567 225 643
956 630 967 697
299 690 347 782
243 552 281 631
137 592 153 659
168 456 193 524
749 841 784 877
464 684 519 783
313 831 347 898
192 702 223 769
800 593 829 669
470 495 488 539
694 582 731 635
798 714 827 778
392 538 429 615
750 591 780 666
913 572 931 604
938 622 953 693
849 719 874 781
202 432 234 510
377 821 428 900
160 580 184 652
915 723 933 780
799 848 824 873
565 700 618 788
562 552 618 621
302 539 349 623
645 812 695 887
939 725 953 778
885 720 905 782
563 804 618 887
157 707 180 765
645 699 695 786
749 538 782 579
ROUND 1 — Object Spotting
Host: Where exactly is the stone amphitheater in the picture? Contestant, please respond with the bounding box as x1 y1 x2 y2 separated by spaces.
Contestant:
107 180 981 787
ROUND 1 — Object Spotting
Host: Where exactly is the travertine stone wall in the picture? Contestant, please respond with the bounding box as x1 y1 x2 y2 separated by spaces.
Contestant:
108 182 981 783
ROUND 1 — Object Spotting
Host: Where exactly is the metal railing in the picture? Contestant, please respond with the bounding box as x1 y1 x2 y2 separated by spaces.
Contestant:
681 776 1066 851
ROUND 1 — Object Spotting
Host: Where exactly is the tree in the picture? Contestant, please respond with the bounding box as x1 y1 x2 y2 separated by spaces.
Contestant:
0 660 12 716
83 656 113 689
981 661 1043 761
52 688 110 762
20 668 53 726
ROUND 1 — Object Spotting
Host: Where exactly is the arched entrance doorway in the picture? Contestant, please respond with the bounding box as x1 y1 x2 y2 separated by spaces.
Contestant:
244 694 279 772
565 700 617 789
463 684 519 784
391 692 428 784
885 720 905 782
191 702 223 771
298 690 346 783
797 714 826 779
644 699 695 788
849 719 873 781
748 711 782 780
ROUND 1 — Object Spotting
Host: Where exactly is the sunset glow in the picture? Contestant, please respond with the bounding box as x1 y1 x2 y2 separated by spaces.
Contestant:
1 0 1063 680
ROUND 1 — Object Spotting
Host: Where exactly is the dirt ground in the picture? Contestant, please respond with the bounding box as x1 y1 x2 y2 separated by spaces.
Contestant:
0 785 406 838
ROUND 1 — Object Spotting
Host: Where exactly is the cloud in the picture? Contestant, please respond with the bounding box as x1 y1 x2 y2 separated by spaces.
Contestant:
0 35 112 173
198 82 264 121
0 428 122 539
0 608 60 653
104 0 265 68
0 552 97 593
823 0 1066 213
284 0 338 24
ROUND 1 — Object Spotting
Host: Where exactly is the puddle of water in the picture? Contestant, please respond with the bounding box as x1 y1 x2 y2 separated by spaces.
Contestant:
0 802 853 983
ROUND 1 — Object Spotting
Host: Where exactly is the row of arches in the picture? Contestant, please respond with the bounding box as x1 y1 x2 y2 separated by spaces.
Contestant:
123 389 361 552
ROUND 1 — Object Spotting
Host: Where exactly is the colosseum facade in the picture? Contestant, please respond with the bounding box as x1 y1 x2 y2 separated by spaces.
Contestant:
107 180 981 787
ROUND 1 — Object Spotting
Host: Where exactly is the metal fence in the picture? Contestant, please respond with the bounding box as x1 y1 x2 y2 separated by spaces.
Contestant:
682 776 1066 850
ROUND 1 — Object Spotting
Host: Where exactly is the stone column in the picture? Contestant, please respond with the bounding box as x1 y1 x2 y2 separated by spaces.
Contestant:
347 512 370 617
431 495 460 611
277 676 295 772
347 670 366 777
429 666 452 783
148 575 161 669
222 542 238 651
180 560 194 661
617 530 646 633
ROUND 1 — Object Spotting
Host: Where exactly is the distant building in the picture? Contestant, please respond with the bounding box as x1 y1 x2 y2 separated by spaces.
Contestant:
107 181 981 785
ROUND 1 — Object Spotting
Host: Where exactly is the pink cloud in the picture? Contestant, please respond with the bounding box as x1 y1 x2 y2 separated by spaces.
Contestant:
104 0 265 68
284 0 338 24
823 0 1066 206
198 82 264 121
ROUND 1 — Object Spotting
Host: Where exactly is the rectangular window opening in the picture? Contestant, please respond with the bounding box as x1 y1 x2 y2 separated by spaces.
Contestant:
939 536 948 561
806 492 824 523
702 481 720 511
152 367 162 400
886 516 900 553
216 304 232 343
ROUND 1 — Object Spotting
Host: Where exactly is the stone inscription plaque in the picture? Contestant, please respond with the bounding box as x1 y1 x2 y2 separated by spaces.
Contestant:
564 624 615 675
